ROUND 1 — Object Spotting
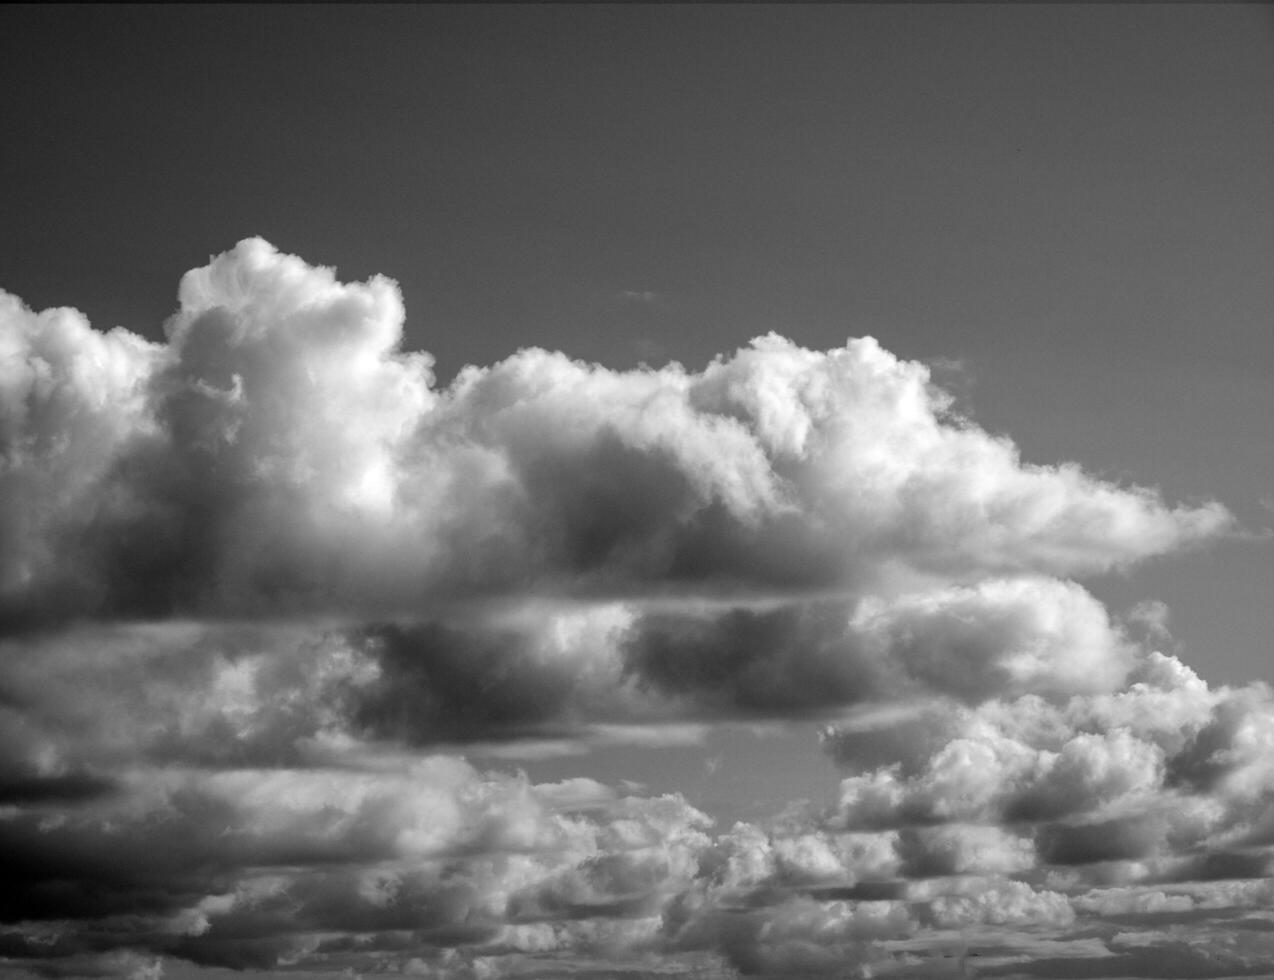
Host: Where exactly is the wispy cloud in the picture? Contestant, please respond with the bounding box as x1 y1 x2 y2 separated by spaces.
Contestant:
617 289 660 304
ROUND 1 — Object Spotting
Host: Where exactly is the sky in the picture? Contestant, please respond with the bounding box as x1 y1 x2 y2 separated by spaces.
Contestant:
1 4 1273 980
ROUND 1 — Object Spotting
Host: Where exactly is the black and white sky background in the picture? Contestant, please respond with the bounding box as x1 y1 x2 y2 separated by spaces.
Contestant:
3 5 1274 979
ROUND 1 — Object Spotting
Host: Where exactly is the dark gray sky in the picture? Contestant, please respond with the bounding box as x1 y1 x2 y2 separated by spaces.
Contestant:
3 8 1274 977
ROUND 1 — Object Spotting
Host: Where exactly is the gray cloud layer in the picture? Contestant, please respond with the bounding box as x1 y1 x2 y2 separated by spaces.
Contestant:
0 242 1266 980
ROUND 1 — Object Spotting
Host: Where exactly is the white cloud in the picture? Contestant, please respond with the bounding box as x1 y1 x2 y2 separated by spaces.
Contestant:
921 876 1075 930
0 240 1229 623
0 240 1261 979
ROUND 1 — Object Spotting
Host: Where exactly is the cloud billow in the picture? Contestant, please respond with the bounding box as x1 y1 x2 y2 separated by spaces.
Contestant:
1 240 1268 980
0 239 1227 623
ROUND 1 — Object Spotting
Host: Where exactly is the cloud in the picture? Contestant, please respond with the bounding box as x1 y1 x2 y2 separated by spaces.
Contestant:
824 651 1274 910
0 240 1263 980
993 927 1274 978
616 290 660 304
0 292 163 630
921 876 1075 930
0 578 1145 796
0 239 1229 625
0 756 713 969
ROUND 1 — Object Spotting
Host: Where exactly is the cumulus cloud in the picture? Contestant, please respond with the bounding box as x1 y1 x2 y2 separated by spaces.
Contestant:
0 240 1264 980
824 653 1274 912
0 755 713 969
0 580 1148 799
0 240 1229 625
